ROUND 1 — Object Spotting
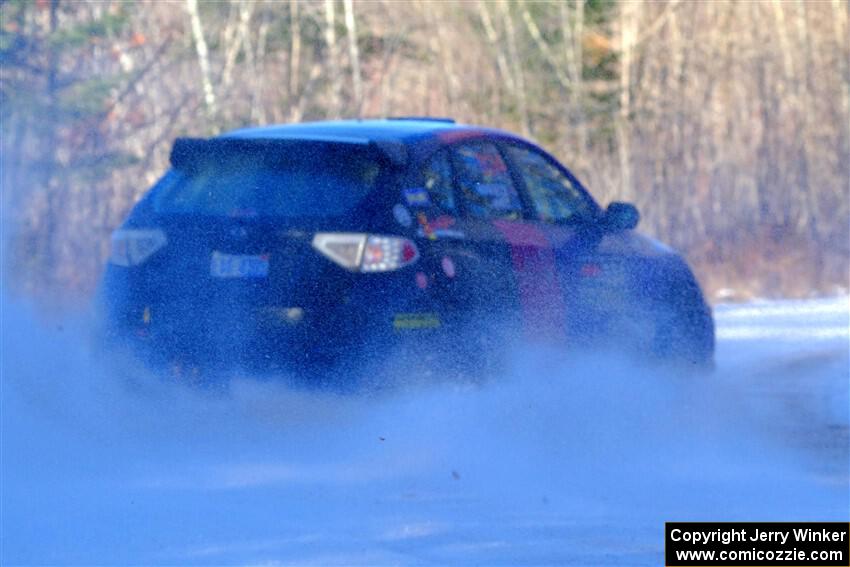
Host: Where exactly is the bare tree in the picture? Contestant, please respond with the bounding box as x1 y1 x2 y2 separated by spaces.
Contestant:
2 0 848 299
324 0 341 118
185 0 217 119
498 0 530 136
343 0 363 115
290 0 301 104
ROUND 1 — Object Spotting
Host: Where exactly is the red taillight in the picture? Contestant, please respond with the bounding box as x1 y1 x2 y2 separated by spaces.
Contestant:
402 241 417 263
312 233 419 272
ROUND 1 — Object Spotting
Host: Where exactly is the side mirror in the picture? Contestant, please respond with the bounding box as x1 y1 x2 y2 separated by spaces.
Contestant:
603 202 640 231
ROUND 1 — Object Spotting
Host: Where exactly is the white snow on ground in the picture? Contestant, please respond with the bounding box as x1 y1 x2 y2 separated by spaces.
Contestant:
1 296 848 565
715 296 850 341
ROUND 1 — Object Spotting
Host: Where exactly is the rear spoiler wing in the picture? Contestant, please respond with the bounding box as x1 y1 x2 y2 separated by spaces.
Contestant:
170 137 409 169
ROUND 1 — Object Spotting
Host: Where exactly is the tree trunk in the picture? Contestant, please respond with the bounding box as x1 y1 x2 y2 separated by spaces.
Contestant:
324 0 341 118
518 0 570 90
477 0 515 96
290 0 301 104
617 0 638 201
343 0 363 115
561 0 587 164
185 0 217 119
498 0 530 136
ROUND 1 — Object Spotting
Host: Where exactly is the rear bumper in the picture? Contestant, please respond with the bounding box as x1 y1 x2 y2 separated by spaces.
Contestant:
97 269 453 371
102 300 364 366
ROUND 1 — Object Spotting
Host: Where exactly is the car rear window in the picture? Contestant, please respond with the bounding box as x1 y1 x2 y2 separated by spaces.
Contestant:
154 141 382 217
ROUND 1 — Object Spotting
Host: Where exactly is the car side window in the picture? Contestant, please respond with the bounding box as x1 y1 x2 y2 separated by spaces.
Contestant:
421 149 456 213
452 142 523 220
505 144 595 224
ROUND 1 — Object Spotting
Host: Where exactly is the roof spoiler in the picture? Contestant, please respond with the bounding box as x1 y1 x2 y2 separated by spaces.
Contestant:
369 140 408 167
170 137 408 169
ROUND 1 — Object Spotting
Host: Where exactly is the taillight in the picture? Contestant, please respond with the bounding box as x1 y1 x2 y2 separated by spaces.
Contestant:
361 235 420 272
312 233 419 272
109 229 167 267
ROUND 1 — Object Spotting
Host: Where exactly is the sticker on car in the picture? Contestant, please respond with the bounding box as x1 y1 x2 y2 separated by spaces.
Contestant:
393 312 441 330
403 187 431 207
393 203 412 227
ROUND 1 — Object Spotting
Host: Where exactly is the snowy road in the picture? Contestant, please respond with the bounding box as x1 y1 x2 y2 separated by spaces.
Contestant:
2 297 848 565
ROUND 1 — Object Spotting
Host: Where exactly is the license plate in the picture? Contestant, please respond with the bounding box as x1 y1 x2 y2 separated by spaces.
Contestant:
210 251 269 278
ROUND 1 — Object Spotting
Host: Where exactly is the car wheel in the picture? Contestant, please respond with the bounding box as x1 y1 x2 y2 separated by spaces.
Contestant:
651 303 715 371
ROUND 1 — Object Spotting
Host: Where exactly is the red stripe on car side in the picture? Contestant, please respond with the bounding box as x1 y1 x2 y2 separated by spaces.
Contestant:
492 220 567 343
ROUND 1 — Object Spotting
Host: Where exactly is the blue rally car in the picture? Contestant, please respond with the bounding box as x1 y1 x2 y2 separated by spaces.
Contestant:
99 118 714 376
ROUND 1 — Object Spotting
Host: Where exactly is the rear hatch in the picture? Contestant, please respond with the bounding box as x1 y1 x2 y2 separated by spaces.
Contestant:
134 138 390 340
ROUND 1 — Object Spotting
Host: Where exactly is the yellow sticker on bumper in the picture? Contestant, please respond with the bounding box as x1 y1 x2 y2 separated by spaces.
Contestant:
393 313 441 330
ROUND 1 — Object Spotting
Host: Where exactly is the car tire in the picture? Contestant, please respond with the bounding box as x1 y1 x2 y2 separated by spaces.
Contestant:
651 303 715 371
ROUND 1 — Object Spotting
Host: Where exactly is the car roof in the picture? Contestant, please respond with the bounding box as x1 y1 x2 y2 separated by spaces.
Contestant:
221 119 525 147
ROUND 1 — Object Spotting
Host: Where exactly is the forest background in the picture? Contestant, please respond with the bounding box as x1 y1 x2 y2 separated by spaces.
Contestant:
1 0 848 303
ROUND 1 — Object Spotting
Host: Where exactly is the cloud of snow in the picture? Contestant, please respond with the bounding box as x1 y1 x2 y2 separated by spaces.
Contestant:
1 296 848 565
